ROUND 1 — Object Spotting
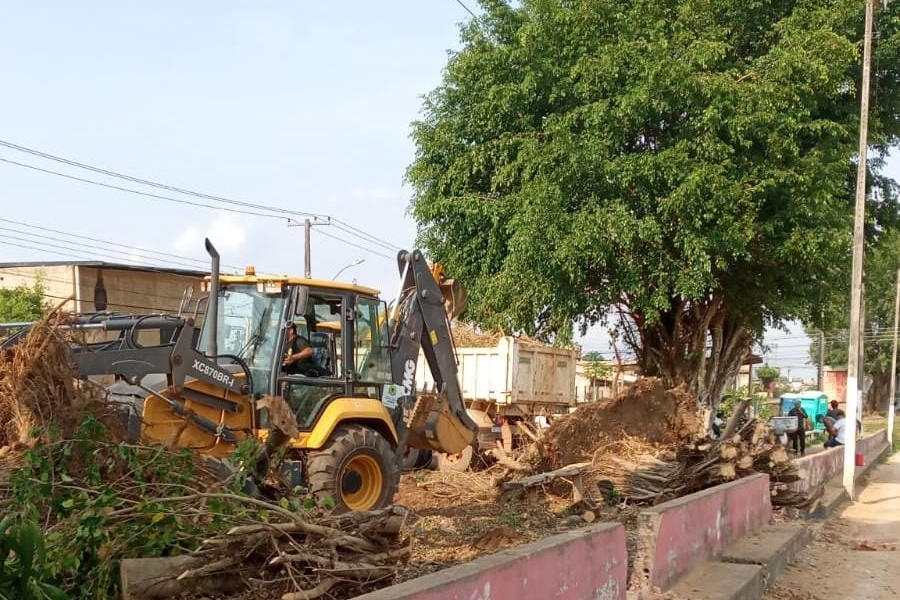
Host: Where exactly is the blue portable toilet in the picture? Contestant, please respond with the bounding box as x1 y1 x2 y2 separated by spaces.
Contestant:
780 391 828 431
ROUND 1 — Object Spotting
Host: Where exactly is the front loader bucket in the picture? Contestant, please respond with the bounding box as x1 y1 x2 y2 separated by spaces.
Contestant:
405 393 476 455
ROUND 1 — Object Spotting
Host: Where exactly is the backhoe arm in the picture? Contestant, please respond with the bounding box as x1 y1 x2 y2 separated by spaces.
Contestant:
389 250 477 455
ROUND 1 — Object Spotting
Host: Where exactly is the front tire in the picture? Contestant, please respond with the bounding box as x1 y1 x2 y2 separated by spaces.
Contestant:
307 424 399 513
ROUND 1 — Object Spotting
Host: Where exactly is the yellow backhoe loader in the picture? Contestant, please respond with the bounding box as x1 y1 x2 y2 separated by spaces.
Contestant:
2 240 477 512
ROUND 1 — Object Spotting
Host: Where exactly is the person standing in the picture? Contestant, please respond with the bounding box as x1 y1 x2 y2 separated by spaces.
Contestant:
788 399 810 456
826 400 842 420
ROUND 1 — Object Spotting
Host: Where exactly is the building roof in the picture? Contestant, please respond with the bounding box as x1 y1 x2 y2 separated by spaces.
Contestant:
0 261 207 277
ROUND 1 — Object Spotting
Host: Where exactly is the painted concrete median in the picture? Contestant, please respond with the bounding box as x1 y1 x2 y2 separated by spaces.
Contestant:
630 473 772 592
789 429 889 495
353 522 628 600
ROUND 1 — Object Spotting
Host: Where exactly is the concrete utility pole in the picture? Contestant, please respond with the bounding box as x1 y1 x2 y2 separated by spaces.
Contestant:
288 217 330 279
843 0 876 498
304 218 312 279
889 270 899 451
818 331 826 390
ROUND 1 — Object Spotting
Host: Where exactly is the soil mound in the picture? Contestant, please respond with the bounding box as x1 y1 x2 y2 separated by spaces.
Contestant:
534 378 704 470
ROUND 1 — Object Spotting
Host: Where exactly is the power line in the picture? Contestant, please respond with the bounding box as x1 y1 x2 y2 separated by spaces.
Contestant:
0 226 212 272
0 155 405 261
0 157 295 221
0 139 407 252
453 0 477 18
0 139 328 221
314 228 395 260
0 217 243 271
331 220 401 253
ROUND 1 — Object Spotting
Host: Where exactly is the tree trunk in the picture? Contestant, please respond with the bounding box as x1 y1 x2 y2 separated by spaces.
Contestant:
866 371 892 414
627 294 753 410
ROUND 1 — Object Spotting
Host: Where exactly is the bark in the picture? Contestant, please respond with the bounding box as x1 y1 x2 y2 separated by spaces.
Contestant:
866 371 892 414
626 294 753 408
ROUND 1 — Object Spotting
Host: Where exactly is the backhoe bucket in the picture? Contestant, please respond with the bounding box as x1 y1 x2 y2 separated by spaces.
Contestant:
405 392 476 455
431 263 468 320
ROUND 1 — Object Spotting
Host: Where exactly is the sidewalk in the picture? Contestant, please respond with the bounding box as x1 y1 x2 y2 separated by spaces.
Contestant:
763 452 900 599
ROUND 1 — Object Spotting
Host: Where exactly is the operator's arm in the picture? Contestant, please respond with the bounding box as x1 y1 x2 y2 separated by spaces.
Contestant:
283 338 313 366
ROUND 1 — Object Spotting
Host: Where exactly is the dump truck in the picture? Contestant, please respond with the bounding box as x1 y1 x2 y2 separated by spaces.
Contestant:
415 336 578 470
2 240 477 512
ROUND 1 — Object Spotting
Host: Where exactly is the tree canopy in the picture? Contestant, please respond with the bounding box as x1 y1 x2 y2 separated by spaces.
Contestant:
0 280 44 323
812 228 900 412
408 0 900 405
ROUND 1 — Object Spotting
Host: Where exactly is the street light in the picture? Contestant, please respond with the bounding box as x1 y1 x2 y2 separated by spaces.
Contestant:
332 259 365 280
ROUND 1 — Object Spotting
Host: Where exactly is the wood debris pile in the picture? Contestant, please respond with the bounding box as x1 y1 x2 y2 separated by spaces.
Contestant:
451 321 555 349
508 378 808 508
0 309 85 447
124 506 412 600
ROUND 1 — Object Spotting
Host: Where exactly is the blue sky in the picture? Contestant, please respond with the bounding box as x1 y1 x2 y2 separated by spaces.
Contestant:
1 1 897 379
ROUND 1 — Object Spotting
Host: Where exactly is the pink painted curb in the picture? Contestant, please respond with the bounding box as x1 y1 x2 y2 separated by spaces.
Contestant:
353 522 627 600
630 473 772 592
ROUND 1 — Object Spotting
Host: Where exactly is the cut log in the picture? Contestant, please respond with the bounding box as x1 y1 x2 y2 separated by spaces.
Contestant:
718 462 736 479
770 446 789 464
501 462 591 502
721 399 751 440
121 556 243 600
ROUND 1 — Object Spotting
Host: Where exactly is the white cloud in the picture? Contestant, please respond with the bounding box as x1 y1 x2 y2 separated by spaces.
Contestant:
173 212 248 257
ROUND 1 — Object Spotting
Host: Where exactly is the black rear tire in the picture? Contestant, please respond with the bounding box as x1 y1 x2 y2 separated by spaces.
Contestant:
307 424 399 513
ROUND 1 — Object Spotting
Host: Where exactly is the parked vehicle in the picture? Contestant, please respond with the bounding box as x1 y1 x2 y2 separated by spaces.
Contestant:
416 336 578 470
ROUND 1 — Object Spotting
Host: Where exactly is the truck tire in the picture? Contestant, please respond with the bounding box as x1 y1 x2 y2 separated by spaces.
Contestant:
435 444 474 472
402 447 433 471
307 424 399 513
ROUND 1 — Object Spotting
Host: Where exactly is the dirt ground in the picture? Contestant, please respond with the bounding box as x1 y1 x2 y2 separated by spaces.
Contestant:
763 452 900 600
392 468 641 583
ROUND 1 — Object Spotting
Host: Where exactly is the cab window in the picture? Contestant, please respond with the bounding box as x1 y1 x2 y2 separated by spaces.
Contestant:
355 298 391 383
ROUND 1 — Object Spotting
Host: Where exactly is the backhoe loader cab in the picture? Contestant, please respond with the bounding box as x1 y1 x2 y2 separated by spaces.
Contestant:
185 272 403 511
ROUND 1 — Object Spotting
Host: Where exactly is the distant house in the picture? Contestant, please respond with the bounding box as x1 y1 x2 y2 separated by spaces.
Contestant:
730 354 765 392
575 359 639 402
0 261 206 317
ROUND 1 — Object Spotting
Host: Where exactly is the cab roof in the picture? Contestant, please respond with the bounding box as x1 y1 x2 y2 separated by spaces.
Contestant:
210 273 380 297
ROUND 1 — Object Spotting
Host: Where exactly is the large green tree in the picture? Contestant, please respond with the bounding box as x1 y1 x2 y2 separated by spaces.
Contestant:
408 0 900 407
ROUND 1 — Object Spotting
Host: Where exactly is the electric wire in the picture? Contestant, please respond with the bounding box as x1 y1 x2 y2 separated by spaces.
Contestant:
0 157 297 221
0 217 243 271
453 0 477 18
0 155 405 259
314 228 395 260
0 139 407 252
0 139 328 221
0 227 211 272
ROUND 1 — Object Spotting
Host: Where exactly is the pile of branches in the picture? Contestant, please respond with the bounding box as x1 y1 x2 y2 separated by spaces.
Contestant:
590 417 804 506
0 308 80 447
124 504 411 600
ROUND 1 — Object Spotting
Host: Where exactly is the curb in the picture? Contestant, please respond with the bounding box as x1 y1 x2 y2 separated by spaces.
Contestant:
669 524 807 600
669 562 765 600
721 524 811 586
